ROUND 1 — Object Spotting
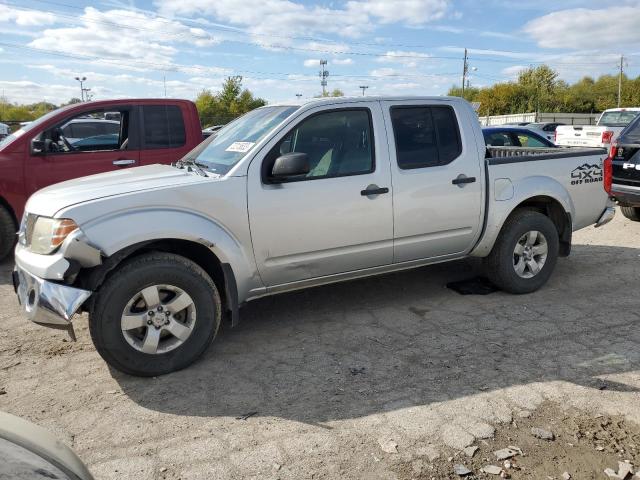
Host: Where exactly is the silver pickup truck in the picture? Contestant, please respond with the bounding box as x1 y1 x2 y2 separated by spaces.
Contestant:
13 96 615 376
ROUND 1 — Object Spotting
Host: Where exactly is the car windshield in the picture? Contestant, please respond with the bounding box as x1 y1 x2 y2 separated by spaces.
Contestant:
599 111 640 127
189 106 299 175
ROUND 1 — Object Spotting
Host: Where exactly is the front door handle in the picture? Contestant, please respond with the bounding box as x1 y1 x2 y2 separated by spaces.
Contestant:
113 159 136 167
361 185 389 196
452 174 476 186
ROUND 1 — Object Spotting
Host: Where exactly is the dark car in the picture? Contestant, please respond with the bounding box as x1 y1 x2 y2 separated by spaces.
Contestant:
482 127 557 148
606 114 640 222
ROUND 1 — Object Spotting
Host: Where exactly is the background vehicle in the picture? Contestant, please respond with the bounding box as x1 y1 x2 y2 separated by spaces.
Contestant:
0 98 204 260
526 122 565 142
0 411 94 480
555 108 640 148
504 121 531 126
483 126 556 148
0 122 9 140
13 96 613 376
202 124 225 138
606 113 640 222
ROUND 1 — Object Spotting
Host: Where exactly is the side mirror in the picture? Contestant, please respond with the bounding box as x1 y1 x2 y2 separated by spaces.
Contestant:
271 152 310 180
31 138 47 155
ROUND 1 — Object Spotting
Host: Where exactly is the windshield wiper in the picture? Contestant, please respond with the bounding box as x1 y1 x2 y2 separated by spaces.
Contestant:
174 158 209 177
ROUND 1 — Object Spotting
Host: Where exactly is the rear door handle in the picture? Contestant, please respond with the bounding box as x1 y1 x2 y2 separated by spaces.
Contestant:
113 159 136 167
361 185 389 196
452 174 476 186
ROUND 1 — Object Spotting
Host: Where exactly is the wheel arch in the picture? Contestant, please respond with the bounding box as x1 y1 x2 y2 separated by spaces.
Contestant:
0 196 18 228
471 182 573 258
78 238 240 326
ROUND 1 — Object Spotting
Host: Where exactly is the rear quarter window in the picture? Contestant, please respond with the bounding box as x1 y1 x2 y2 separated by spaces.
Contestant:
142 105 186 149
390 105 462 169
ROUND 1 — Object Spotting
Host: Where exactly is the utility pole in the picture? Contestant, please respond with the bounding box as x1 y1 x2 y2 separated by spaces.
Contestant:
461 48 468 99
75 76 86 101
359 85 369 96
618 55 625 108
319 60 329 96
295 93 302 100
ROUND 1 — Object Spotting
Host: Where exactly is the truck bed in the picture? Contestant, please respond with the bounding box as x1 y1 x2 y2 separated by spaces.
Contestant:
471 145 611 257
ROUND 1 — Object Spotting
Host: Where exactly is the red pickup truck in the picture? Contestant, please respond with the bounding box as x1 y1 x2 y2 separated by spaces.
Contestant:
0 98 204 260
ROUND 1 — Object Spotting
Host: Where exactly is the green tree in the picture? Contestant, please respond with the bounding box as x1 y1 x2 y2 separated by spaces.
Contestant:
447 65 640 116
196 76 266 127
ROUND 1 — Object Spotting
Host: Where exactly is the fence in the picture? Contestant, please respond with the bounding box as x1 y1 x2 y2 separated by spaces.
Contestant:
478 112 600 126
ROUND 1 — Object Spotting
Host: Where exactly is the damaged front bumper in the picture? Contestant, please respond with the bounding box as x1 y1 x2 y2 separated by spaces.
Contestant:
13 264 92 327
12 228 100 330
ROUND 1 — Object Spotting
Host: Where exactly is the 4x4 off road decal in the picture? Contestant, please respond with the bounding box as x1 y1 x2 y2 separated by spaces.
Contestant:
571 162 603 185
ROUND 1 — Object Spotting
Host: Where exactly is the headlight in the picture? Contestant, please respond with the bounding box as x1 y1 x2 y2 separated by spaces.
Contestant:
29 217 78 254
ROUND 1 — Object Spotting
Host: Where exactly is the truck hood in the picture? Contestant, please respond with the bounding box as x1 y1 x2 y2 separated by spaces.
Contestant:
26 164 209 217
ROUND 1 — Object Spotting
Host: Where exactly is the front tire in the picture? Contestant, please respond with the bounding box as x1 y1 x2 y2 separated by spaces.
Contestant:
620 206 640 222
484 210 559 294
0 206 16 261
89 252 221 376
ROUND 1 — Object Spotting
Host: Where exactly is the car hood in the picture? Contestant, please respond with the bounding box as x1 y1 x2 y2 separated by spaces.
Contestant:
26 164 210 217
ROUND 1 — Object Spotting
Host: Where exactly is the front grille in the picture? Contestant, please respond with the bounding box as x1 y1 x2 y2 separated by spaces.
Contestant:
24 214 37 247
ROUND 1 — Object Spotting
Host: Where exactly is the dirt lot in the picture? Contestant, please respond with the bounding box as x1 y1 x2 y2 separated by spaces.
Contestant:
1 212 639 479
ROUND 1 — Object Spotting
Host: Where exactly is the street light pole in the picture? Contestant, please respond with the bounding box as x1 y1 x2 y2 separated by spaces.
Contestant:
75 76 86 101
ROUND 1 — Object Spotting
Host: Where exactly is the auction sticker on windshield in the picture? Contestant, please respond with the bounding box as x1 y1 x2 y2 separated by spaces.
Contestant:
225 141 255 153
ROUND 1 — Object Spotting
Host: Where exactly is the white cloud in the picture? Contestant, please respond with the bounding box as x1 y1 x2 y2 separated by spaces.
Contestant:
501 65 527 79
332 58 354 66
28 7 219 68
376 50 431 68
0 4 56 27
155 0 451 45
303 59 320 68
369 67 399 77
345 0 449 25
524 6 640 49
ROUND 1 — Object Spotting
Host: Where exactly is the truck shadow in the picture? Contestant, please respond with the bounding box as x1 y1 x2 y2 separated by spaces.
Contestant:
104 244 640 422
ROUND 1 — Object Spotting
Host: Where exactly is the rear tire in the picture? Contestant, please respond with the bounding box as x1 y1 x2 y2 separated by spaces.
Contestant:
0 206 16 261
620 206 640 222
89 252 221 376
484 210 559 294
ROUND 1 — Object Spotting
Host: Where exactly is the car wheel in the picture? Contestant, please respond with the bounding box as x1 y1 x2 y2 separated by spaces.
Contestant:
0 206 17 261
484 210 559 294
89 252 221 376
620 206 640 222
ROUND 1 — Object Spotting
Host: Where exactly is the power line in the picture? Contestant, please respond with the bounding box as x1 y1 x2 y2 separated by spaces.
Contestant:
0 42 459 81
3 1 627 67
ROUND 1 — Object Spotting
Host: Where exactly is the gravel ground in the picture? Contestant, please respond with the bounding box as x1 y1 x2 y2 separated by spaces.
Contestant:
0 212 639 479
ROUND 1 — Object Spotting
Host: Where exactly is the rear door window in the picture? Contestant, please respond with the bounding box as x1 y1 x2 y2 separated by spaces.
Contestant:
390 106 462 169
141 105 186 149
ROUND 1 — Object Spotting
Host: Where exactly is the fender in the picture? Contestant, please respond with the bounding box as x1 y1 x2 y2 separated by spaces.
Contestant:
470 175 574 257
76 207 263 303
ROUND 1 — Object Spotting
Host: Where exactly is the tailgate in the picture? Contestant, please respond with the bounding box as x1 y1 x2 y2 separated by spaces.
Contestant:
555 126 605 147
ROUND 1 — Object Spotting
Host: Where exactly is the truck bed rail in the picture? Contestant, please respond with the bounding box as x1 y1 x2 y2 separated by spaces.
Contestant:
486 146 607 165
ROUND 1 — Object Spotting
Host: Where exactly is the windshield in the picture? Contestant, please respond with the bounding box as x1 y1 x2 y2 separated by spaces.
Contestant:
0 107 65 149
190 106 299 175
599 110 640 127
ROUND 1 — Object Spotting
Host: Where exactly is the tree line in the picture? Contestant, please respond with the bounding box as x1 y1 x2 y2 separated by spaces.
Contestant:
449 65 640 117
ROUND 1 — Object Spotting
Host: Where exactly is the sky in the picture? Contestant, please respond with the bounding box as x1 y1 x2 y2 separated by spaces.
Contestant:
1 0 640 105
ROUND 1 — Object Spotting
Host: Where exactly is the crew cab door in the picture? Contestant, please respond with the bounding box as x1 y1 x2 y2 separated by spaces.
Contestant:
25 105 140 195
138 104 194 166
382 100 483 263
247 102 393 286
